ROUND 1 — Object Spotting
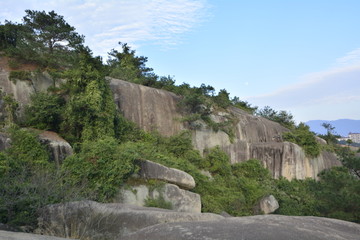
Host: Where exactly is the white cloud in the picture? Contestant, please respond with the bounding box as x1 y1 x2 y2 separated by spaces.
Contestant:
245 52 360 122
336 48 360 66
0 0 210 57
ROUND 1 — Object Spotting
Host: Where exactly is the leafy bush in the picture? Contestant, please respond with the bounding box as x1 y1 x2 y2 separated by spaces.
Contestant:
24 92 65 131
283 123 321 158
256 106 295 129
61 137 138 202
0 127 53 228
203 146 231 175
274 177 319 216
9 70 31 82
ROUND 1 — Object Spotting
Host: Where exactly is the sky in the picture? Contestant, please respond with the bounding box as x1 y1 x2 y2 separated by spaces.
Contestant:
1 0 360 123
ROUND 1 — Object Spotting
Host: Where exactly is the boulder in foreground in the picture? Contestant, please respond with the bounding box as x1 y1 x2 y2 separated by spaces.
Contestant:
122 215 360 240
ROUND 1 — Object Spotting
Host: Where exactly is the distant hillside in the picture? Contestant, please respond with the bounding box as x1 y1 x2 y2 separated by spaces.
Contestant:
306 119 360 136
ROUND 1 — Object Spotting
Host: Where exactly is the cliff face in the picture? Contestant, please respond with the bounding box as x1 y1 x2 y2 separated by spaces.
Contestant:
108 78 341 180
0 68 53 119
0 68 341 180
109 77 185 136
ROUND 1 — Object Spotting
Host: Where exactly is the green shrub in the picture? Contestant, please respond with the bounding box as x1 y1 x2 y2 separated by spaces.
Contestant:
24 92 65 131
203 146 231 175
0 127 54 228
8 59 20 69
9 70 31 82
283 123 321 158
61 137 137 201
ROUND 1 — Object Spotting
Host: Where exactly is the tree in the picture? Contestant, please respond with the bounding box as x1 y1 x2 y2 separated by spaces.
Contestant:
214 89 231 109
22 10 84 54
320 123 338 144
231 96 258 114
256 106 295 129
107 42 155 84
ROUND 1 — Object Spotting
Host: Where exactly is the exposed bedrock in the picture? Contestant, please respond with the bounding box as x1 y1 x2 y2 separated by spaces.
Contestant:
36 201 223 239
122 215 360 240
0 71 341 180
108 78 341 179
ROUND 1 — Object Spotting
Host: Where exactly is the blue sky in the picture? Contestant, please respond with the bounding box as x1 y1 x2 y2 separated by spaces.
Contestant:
1 0 360 123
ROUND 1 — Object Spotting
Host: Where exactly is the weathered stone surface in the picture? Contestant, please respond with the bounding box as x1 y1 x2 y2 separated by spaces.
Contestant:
0 230 76 240
138 160 196 189
122 215 360 240
0 70 341 180
254 195 279 214
0 132 11 151
0 69 54 119
36 201 223 240
117 183 201 213
108 79 341 180
109 77 185 136
38 131 73 168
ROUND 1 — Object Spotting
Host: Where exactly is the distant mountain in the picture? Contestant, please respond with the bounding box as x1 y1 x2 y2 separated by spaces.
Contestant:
305 119 360 137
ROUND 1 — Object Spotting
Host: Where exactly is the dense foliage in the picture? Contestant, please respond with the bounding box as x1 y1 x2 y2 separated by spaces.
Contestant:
283 123 321 158
0 10 359 231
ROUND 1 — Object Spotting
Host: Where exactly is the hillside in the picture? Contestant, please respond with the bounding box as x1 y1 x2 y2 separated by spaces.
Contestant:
306 119 360 136
0 10 359 236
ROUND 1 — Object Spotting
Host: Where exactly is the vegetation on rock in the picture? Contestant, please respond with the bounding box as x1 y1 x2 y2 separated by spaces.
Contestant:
0 10 359 232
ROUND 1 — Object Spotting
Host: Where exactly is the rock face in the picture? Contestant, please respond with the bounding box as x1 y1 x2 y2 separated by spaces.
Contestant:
0 69 54 119
138 160 196 189
254 195 279 214
38 131 73 168
36 201 223 240
122 215 360 240
36 201 360 240
0 69 341 180
109 77 185 136
0 130 73 168
117 183 201 213
0 230 76 240
108 78 341 180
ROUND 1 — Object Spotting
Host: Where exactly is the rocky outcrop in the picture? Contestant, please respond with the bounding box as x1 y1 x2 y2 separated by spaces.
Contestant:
109 77 185 136
0 230 75 240
0 69 54 119
36 201 223 239
116 160 200 213
117 183 201 213
38 131 73 168
254 195 279 214
122 215 360 240
0 69 341 180
0 130 73 168
108 78 341 180
137 160 196 189
36 201 360 240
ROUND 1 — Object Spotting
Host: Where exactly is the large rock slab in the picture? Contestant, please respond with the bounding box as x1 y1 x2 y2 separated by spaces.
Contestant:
109 77 185 136
108 78 341 180
117 183 201 213
138 160 196 189
122 215 360 240
0 230 76 240
36 201 223 239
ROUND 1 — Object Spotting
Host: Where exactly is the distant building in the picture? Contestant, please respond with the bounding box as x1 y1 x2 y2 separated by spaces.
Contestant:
349 133 360 143
337 136 350 142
